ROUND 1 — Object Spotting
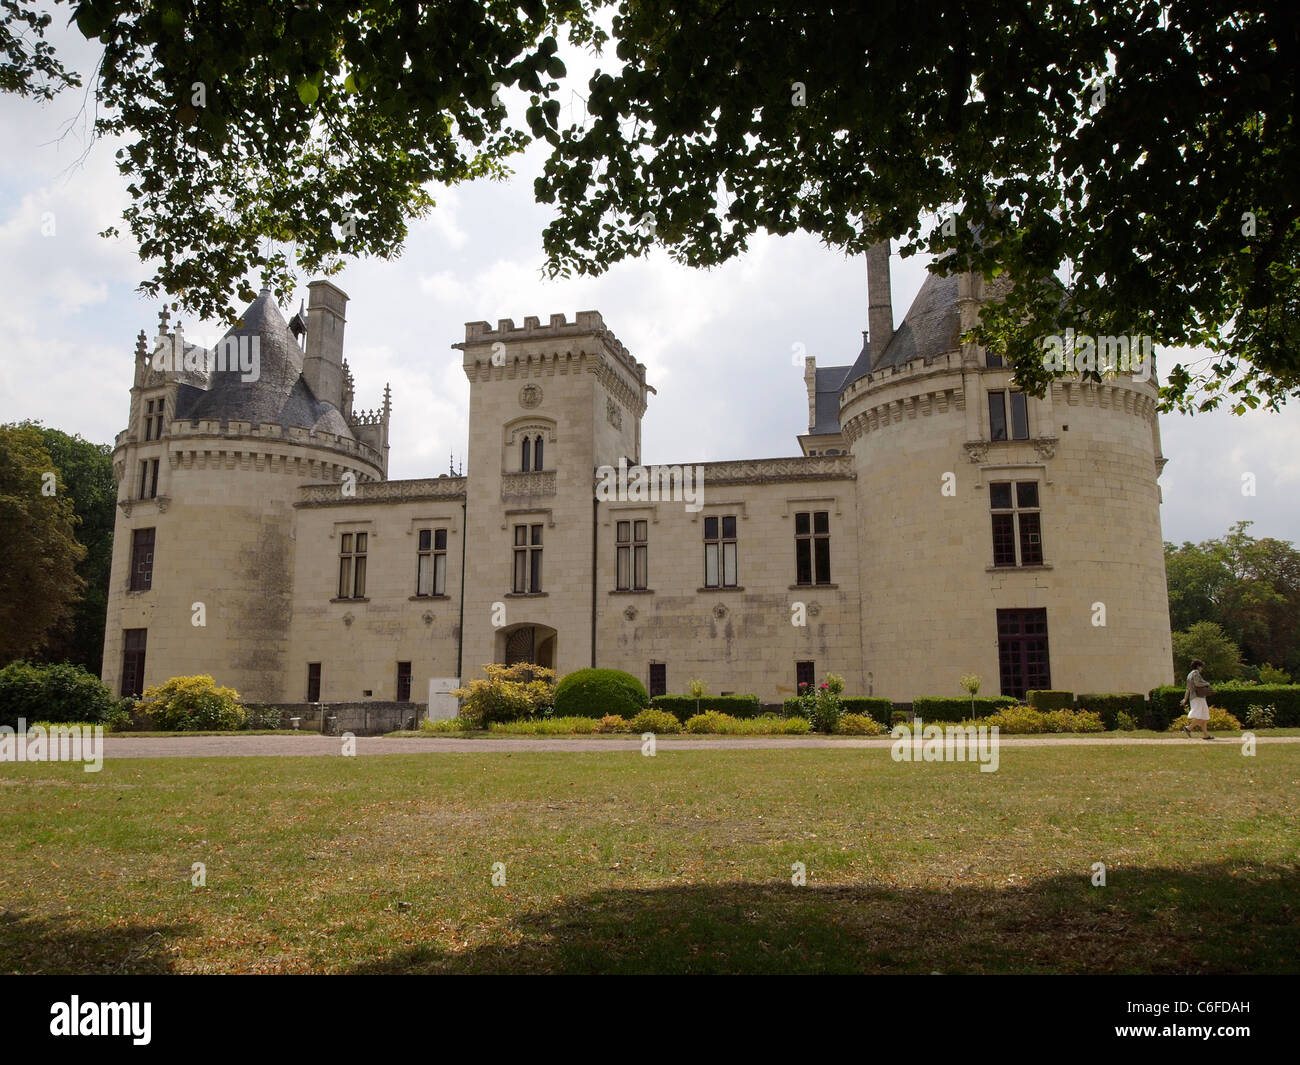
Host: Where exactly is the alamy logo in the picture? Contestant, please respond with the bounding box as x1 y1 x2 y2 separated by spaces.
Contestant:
595 456 705 512
152 333 261 383
890 717 1000 773
0 720 103 772
1040 329 1153 382
49 996 151 1045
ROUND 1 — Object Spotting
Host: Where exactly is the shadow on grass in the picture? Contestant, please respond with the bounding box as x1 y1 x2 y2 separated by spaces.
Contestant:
349 860 1300 975
0 908 189 974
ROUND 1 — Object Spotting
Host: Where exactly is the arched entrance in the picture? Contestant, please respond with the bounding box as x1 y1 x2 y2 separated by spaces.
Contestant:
498 623 556 670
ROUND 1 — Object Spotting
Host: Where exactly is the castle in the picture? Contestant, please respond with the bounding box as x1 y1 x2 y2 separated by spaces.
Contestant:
101 249 1175 709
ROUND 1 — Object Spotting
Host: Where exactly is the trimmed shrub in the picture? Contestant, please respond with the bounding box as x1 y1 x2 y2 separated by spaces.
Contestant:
912 695 1017 722
595 714 632 733
685 711 737 734
453 663 555 725
1027 690 1074 711
653 694 761 722
630 708 681 734
1076 692 1146 731
838 713 886 736
420 715 476 733
1169 708 1243 733
1116 711 1139 731
555 668 649 719
1149 684 1300 728
982 706 1048 734
1042 709 1105 733
0 661 120 729
137 675 245 731
490 716 601 735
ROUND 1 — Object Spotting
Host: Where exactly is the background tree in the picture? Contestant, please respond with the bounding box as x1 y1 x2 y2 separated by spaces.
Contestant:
1165 522 1300 676
20 424 115 671
0 2 1295 411
1171 621 1244 683
0 423 86 662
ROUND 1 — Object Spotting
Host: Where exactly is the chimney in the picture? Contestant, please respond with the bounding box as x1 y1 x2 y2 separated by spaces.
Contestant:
866 240 893 356
304 280 349 409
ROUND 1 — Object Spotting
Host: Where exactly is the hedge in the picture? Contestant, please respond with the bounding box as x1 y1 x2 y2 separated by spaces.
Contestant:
1027 689 1074 711
1149 684 1300 728
653 694 761 722
912 695 1017 722
780 696 894 725
1075 693 1146 731
554 669 649 719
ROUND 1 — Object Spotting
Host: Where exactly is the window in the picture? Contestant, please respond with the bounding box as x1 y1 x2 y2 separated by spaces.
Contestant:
416 528 447 596
796 660 815 694
129 528 155 591
121 629 147 698
143 398 165 441
649 662 667 699
997 608 1051 698
512 524 543 593
521 436 531 471
986 351 1004 368
138 458 159 500
990 482 1044 567
988 390 1029 441
795 511 831 585
338 531 367 598
704 515 738 588
616 520 648 590
396 661 412 702
533 435 544 471
307 663 321 703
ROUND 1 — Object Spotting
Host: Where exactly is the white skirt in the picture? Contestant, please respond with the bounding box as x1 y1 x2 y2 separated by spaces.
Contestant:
1187 696 1210 721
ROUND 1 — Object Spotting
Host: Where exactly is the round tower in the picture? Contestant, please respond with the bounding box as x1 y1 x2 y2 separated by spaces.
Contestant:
102 285 387 703
838 257 1173 702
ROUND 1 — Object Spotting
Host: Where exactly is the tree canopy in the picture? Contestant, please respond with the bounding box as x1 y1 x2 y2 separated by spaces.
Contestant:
8 1 1299 412
0 423 87 663
1165 521 1300 677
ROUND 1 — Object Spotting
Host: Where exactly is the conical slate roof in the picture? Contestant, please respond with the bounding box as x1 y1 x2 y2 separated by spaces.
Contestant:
176 290 354 437
840 270 962 391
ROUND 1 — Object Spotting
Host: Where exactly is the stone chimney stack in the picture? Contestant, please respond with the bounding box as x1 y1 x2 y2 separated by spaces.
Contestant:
866 240 893 356
304 280 348 409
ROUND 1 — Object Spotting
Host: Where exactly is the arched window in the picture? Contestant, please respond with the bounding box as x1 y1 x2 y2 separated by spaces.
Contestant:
533 435 544 471
521 437 531 471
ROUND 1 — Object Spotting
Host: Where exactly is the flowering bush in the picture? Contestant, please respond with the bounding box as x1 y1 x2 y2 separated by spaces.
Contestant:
595 714 632 733
451 663 555 726
137 675 245 731
798 673 845 733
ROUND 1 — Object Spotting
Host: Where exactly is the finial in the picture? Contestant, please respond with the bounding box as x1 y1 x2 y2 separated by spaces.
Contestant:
135 330 147 358
157 307 170 333
383 383 391 414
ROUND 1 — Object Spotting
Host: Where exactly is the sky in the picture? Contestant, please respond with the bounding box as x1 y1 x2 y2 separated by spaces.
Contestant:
1 21 1296 549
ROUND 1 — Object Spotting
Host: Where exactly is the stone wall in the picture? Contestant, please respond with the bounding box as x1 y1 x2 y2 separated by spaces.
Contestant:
273 702 426 735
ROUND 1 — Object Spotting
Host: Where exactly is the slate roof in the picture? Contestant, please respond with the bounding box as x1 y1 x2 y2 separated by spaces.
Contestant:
810 361 854 435
840 269 963 391
175 290 354 437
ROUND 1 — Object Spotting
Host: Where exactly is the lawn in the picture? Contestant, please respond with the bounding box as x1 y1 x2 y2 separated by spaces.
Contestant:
1 744 1297 974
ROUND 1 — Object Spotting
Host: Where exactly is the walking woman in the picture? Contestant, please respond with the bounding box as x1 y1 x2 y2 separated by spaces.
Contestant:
1180 658 1214 740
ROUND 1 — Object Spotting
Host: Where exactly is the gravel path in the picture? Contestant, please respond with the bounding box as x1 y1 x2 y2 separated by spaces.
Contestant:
91 733 1300 759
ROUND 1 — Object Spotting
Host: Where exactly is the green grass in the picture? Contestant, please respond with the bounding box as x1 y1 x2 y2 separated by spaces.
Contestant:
1 745 1297 974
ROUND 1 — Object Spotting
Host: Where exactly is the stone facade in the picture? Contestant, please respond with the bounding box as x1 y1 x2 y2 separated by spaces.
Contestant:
101 256 1174 707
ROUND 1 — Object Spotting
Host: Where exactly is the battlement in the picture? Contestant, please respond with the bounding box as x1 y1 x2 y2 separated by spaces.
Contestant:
459 311 641 377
